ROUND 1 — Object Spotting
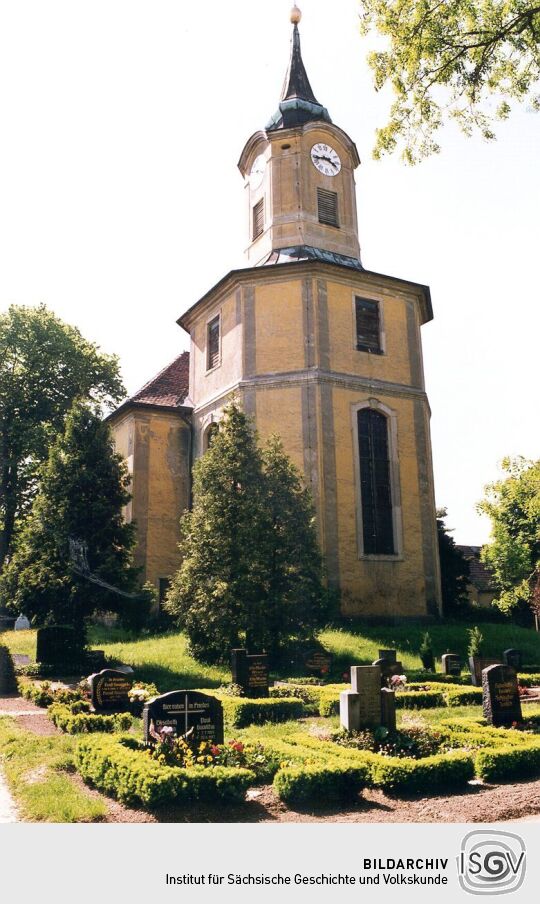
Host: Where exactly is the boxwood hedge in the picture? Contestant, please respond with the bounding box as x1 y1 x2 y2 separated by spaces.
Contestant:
219 696 305 727
49 703 132 734
76 735 254 807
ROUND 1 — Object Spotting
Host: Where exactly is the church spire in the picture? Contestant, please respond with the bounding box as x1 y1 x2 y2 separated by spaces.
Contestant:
266 6 331 132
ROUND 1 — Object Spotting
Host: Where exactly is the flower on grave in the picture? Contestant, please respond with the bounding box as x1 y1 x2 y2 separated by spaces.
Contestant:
229 740 244 753
390 674 407 689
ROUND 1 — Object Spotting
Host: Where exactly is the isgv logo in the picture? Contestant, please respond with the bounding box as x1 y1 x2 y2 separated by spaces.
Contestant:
458 830 526 895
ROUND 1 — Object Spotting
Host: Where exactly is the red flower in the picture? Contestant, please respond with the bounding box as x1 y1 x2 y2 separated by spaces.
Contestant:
230 741 244 753
210 746 220 756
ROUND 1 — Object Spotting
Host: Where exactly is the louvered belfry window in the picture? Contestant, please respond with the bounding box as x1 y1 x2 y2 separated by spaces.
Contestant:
358 408 395 555
317 188 339 227
252 198 264 239
207 315 220 370
355 297 382 354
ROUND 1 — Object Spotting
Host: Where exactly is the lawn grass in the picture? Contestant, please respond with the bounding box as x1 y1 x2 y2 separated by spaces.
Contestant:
320 622 540 672
2 620 539 692
0 717 107 822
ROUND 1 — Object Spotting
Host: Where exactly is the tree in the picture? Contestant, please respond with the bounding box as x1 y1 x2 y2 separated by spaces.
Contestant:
0 400 138 633
359 1 540 162
165 404 328 663
0 304 124 566
260 436 329 655
436 507 470 615
478 456 540 624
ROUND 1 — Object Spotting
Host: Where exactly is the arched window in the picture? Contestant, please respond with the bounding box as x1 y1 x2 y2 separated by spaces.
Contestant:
203 423 219 451
358 408 395 555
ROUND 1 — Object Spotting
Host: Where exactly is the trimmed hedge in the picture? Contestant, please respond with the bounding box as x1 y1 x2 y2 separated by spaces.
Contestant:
49 703 132 734
220 696 305 727
443 686 483 707
395 689 445 709
76 735 254 807
517 673 540 688
273 762 369 804
18 678 84 708
367 751 475 793
475 743 540 783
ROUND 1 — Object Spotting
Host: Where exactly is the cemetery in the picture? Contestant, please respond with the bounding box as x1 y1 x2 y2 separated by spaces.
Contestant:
1 623 540 821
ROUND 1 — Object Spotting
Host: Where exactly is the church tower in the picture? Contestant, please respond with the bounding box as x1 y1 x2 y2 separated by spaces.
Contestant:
112 6 442 620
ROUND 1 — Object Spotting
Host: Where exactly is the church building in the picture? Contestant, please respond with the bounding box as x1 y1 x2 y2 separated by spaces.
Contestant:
109 7 442 620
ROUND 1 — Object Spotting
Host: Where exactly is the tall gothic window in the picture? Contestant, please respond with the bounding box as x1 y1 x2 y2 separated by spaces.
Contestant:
358 408 395 555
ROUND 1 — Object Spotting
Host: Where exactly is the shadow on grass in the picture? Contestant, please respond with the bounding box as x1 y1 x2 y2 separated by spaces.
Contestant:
105 660 224 692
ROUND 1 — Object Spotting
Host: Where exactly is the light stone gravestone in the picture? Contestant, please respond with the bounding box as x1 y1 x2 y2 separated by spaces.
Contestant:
340 665 381 731
14 615 30 631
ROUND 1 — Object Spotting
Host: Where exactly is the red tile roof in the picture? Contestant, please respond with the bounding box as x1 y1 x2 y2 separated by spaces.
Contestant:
457 545 496 592
129 351 191 410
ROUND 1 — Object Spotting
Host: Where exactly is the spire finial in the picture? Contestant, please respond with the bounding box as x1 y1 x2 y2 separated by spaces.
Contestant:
290 5 302 25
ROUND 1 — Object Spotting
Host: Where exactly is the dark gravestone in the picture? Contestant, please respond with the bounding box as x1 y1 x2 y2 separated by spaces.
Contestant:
441 653 462 677
380 687 397 732
231 648 269 698
340 665 382 731
482 665 522 727
503 649 523 670
378 649 397 663
470 657 500 687
303 649 333 677
0 646 17 694
90 669 133 712
36 625 83 666
143 690 224 746
372 657 403 686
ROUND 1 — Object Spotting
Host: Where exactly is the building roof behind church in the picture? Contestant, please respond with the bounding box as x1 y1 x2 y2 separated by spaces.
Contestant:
457 545 496 592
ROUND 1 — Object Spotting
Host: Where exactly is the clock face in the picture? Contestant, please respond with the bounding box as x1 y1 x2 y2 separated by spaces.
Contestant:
311 143 341 176
249 154 266 189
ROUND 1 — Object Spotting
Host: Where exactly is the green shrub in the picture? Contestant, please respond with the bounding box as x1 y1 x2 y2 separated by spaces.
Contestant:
220 696 305 727
0 645 17 694
443 686 483 707
273 762 369 804
76 735 254 807
49 703 132 734
18 678 85 708
395 689 445 709
475 743 540 782
368 751 474 793
269 685 319 704
517 673 540 687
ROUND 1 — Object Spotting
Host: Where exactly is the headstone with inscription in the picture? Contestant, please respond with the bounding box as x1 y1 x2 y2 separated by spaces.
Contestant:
380 687 397 732
303 649 333 677
231 649 269 698
340 665 382 731
441 653 462 677
503 649 523 670
482 664 522 727
90 669 133 712
372 657 403 686
143 690 224 745
470 657 500 687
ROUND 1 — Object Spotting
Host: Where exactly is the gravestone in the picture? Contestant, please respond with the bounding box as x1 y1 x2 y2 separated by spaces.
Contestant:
36 625 83 666
303 649 333 676
380 687 397 732
372 657 403 687
340 665 381 731
143 690 224 745
482 664 522 727
441 653 462 677
470 657 500 687
503 649 522 670
14 615 30 631
90 669 133 712
0 646 17 695
231 649 269 698
378 649 397 663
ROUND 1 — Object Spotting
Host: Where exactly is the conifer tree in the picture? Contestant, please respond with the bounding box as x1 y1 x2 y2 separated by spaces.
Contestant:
0 400 138 633
165 404 328 662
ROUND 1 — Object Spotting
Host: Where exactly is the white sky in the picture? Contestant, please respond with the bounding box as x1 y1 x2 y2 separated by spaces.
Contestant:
0 0 538 545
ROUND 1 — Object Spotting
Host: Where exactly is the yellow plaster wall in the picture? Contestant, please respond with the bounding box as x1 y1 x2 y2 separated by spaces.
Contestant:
254 280 304 374
252 384 304 472
325 279 412 383
191 290 242 409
